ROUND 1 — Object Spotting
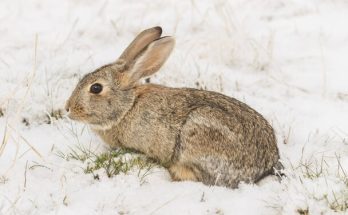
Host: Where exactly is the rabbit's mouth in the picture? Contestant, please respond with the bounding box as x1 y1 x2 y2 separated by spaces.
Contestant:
67 111 114 130
65 102 89 122
66 110 88 122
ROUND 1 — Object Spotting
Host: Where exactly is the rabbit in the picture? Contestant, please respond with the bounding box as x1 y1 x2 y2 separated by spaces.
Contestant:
65 26 282 188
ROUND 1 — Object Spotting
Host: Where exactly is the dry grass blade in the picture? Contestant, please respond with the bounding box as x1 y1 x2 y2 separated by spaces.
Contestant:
8 124 44 160
0 122 9 156
23 160 28 191
148 194 184 215
0 35 38 173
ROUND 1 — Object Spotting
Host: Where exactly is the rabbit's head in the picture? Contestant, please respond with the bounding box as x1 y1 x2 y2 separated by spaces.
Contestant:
65 27 175 129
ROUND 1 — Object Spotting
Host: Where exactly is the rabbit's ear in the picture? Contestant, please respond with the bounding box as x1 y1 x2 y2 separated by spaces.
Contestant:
117 26 162 68
120 36 175 88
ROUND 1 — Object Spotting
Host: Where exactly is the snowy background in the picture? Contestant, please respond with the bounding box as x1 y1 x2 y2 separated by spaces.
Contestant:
1 0 348 214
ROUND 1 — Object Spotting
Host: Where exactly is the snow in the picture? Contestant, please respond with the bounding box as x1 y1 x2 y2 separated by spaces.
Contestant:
1 0 348 214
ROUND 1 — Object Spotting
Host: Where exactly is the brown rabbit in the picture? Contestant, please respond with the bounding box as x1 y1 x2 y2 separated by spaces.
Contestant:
65 26 281 188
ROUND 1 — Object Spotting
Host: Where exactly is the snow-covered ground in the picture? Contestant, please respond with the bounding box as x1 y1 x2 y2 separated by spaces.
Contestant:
1 0 348 214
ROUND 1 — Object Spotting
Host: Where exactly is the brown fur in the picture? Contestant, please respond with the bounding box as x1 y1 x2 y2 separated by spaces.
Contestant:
169 164 198 181
66 27 281 188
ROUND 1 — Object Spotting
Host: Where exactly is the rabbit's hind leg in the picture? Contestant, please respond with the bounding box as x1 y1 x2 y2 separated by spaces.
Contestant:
168 163 198 182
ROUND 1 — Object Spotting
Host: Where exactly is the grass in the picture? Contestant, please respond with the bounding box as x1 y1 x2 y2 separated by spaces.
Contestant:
0 175 8 184
84 149 157 180
296 155 328 180
287 153 348 213
55 142 95 162
56 145 158 181
45 109 64 124
297 208 309 215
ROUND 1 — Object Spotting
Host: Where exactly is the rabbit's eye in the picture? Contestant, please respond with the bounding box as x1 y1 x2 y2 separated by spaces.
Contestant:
90 83 103 94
